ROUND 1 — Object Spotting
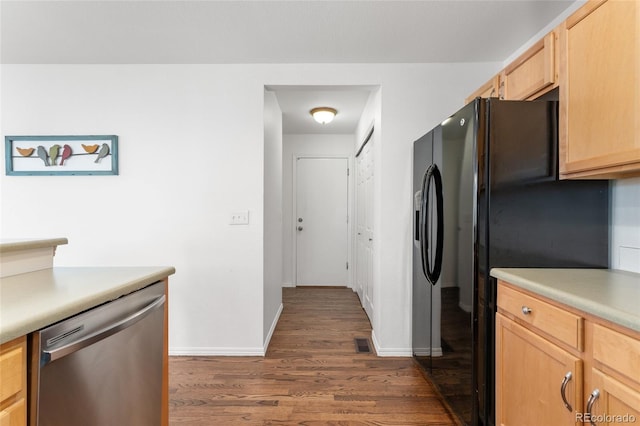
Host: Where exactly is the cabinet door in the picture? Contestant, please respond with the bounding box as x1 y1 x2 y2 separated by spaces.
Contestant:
503 32 557 100
559 0 640 178
0 399 26 426
0 337 26 426
465 74 500 104
496 313 583 426
586 369 640 425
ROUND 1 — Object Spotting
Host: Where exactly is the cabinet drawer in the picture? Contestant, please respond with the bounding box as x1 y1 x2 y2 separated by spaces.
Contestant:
592 324 640 387
0 344 24 403
498 283 584 350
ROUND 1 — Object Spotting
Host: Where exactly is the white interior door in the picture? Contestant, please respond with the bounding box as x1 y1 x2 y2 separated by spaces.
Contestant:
356 154 366 301
356 141 374 320
295 157 348 286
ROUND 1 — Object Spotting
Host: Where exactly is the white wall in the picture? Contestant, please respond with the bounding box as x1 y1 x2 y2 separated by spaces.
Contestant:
263 90 283 346
3 60 634 358
611 177 640 273
1 65 268 355
282 133 355 288
0 62 500 355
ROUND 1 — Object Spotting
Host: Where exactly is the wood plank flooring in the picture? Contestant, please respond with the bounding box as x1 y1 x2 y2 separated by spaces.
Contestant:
169 287 458 425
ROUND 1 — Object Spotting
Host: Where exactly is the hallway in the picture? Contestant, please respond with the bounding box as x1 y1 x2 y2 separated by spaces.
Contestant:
169 287 458 425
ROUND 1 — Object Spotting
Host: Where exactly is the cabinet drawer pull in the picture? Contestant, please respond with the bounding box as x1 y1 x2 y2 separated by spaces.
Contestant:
560 371 572 412
521 306 532 315
586 389 600 426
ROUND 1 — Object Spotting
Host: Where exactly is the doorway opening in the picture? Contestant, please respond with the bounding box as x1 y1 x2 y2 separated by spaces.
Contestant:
265 84 380 326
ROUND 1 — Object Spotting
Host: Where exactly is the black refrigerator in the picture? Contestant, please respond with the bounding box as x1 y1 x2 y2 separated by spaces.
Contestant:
412 97 609 426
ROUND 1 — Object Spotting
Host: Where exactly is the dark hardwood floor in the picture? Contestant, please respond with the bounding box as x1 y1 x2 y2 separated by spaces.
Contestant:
169 287 459 425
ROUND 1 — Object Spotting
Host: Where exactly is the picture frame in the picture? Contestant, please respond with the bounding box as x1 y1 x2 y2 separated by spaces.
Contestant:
5 135 118 176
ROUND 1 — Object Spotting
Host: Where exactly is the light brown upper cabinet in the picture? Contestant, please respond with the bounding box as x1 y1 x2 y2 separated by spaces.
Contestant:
502 32 558 100
559 0 640 179
465 74 501 104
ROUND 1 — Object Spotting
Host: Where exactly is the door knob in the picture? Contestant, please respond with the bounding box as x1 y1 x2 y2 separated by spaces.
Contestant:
298 218 303 222
297 226 303 231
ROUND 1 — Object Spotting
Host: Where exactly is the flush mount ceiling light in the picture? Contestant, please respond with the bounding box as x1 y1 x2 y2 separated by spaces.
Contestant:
310 107 337 124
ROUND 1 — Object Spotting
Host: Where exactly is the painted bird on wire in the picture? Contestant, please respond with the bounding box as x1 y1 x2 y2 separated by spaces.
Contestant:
94 143 110 163
49 144 60 166
60 144 72 166
36 146 49 166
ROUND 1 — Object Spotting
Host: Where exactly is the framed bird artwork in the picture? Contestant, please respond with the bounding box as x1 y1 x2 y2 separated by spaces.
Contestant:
4 135 118 176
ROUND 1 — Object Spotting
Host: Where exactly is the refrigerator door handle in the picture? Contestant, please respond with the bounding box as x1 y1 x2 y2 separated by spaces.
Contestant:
419 168 429 280
420 164 444 285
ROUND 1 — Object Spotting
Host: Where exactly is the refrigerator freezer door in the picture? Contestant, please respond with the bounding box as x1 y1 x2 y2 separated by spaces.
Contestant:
412 99 479 425
412 130 442 365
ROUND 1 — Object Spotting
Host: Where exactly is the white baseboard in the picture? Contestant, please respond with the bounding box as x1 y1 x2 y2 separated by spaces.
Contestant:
370 329 413 357
263 303 283 352
459 301 472 313
169 303 284 357
413 347 444 357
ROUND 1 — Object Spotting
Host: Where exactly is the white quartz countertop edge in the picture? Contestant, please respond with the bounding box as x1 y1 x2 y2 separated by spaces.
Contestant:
490 268 640 333
0 266 175 344
0 237 68 253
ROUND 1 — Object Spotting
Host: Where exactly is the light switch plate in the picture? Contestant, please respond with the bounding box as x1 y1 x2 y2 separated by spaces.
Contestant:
230 210 249 225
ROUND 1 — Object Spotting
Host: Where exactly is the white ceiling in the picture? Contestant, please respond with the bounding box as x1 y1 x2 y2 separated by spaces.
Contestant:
0 0 576 134
267 85 375 134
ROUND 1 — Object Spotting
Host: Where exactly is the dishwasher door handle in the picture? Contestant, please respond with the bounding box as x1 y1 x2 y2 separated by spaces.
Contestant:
41 294 166 366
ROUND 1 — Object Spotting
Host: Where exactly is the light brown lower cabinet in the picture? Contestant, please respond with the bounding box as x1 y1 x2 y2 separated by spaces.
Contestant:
0 336 27 426
496 280 640 426
496 313 583 426
588 369 640 426
587 323 640 425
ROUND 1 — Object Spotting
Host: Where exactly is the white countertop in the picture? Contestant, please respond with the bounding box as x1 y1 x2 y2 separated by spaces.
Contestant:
0 266 175 344
0 237 68 253
491 268 640 332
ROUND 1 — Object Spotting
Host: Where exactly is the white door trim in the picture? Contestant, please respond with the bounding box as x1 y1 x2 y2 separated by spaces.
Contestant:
291 154 353 287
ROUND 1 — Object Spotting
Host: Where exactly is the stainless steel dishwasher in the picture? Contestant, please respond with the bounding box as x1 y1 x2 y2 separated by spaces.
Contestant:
31 281 166 426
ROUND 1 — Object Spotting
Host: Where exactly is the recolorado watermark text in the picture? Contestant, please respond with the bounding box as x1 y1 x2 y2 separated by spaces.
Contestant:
576 413 637 423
